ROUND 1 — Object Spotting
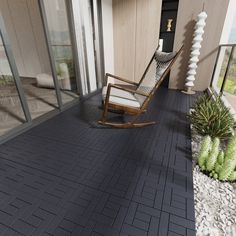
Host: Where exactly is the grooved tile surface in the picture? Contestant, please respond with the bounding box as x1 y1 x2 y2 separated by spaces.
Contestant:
0 86 198 235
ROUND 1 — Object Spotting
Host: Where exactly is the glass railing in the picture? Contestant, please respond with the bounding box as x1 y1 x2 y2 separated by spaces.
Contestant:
211 44 236 111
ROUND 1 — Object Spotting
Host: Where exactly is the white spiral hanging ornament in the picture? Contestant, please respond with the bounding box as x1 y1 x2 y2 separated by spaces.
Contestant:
183 11 207 94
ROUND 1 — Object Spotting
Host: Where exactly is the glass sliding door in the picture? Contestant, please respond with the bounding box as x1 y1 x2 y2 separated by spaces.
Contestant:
71 0 103 96
40 0 80 104
2 0 61 121
0 16 30 136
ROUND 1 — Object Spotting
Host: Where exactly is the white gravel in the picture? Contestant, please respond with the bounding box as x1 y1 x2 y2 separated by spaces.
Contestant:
191 133 236 236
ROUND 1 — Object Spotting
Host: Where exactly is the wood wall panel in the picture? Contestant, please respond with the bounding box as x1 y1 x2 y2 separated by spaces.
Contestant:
113 0 162 82
169 0 229 91
113 0 136 80
135 0 161 81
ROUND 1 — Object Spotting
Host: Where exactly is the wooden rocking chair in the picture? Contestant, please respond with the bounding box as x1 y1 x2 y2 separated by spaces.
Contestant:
98 45 183 128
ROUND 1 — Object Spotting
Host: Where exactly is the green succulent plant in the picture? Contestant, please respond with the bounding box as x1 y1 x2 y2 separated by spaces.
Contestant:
218 156 236 181
224 132 236 158
228 171 236 181
188 94 235 139
198 135 236 182
198 135 211 169
206 137 220 172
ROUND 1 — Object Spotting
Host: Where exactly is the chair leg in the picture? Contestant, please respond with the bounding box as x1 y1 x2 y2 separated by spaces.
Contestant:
98 113 156 128
98 120 156 128
132 121 156 127
101 100 109 123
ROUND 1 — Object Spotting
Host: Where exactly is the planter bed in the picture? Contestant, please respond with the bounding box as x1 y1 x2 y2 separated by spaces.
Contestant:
191 132 236 235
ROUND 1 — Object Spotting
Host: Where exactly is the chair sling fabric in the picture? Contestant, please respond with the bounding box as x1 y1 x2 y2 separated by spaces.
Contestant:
135 50 177 106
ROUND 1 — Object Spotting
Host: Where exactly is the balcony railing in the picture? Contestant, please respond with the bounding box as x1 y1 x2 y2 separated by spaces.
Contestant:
211 43 236 111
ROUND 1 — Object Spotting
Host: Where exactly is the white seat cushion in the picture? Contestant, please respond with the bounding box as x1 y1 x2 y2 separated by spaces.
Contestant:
102 86 140 108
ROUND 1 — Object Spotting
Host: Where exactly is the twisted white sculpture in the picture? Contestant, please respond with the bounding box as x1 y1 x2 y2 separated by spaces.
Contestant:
184 11 207 94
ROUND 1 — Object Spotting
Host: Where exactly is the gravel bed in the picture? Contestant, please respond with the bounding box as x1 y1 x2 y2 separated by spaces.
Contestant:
191 133 236 236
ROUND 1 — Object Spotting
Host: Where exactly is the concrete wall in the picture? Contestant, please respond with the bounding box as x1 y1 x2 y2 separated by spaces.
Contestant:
112 0 162 82
0 0 51 78
169 0 230 91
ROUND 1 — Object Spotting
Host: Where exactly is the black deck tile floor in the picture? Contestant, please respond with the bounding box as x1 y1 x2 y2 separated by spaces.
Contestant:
0 86 198 236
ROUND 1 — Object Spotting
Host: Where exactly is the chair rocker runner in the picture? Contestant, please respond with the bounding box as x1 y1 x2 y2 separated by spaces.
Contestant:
98 45 183 128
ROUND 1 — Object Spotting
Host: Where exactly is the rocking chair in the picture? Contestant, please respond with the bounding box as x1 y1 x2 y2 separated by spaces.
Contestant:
98 45 183 128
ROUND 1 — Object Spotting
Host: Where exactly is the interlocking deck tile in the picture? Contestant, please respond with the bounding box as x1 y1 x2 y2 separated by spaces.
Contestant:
0 86 198 235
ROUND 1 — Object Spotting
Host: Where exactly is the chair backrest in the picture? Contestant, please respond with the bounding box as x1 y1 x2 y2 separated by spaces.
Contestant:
135 45 183 109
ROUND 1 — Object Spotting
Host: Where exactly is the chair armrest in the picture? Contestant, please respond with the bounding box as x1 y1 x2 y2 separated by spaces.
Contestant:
109 84 149 97
106 73 139 86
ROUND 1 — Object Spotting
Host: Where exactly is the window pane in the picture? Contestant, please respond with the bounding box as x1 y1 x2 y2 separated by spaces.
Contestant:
228 11 236 43
0 34 26 136
212 46 232 93
43 0 79 104
223 49 236 94
71 0 99 95
222 48 236 110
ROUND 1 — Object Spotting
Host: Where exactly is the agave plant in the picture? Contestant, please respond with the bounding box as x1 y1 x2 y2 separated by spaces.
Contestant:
188 94 235 139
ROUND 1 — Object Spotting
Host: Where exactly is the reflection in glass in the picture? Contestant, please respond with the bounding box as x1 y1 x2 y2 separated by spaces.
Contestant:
212 46 232 93
3 1 60 120
43 0 79 104
223 48 236 95
222 47 236 110
228 10 236 44
20 73 59 120
0 34 26 136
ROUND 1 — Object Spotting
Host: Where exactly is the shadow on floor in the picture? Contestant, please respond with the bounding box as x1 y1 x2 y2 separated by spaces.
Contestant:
0 86 198 235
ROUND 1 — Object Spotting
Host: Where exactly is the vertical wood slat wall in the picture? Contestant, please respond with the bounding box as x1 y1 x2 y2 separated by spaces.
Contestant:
113 0 162 82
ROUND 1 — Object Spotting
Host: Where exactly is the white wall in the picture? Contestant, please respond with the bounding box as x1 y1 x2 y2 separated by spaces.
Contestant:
80 0 97 92
220 0 236 44
71 0 98 95
71 0 89 94
0 0 51 78
101 0 114 75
